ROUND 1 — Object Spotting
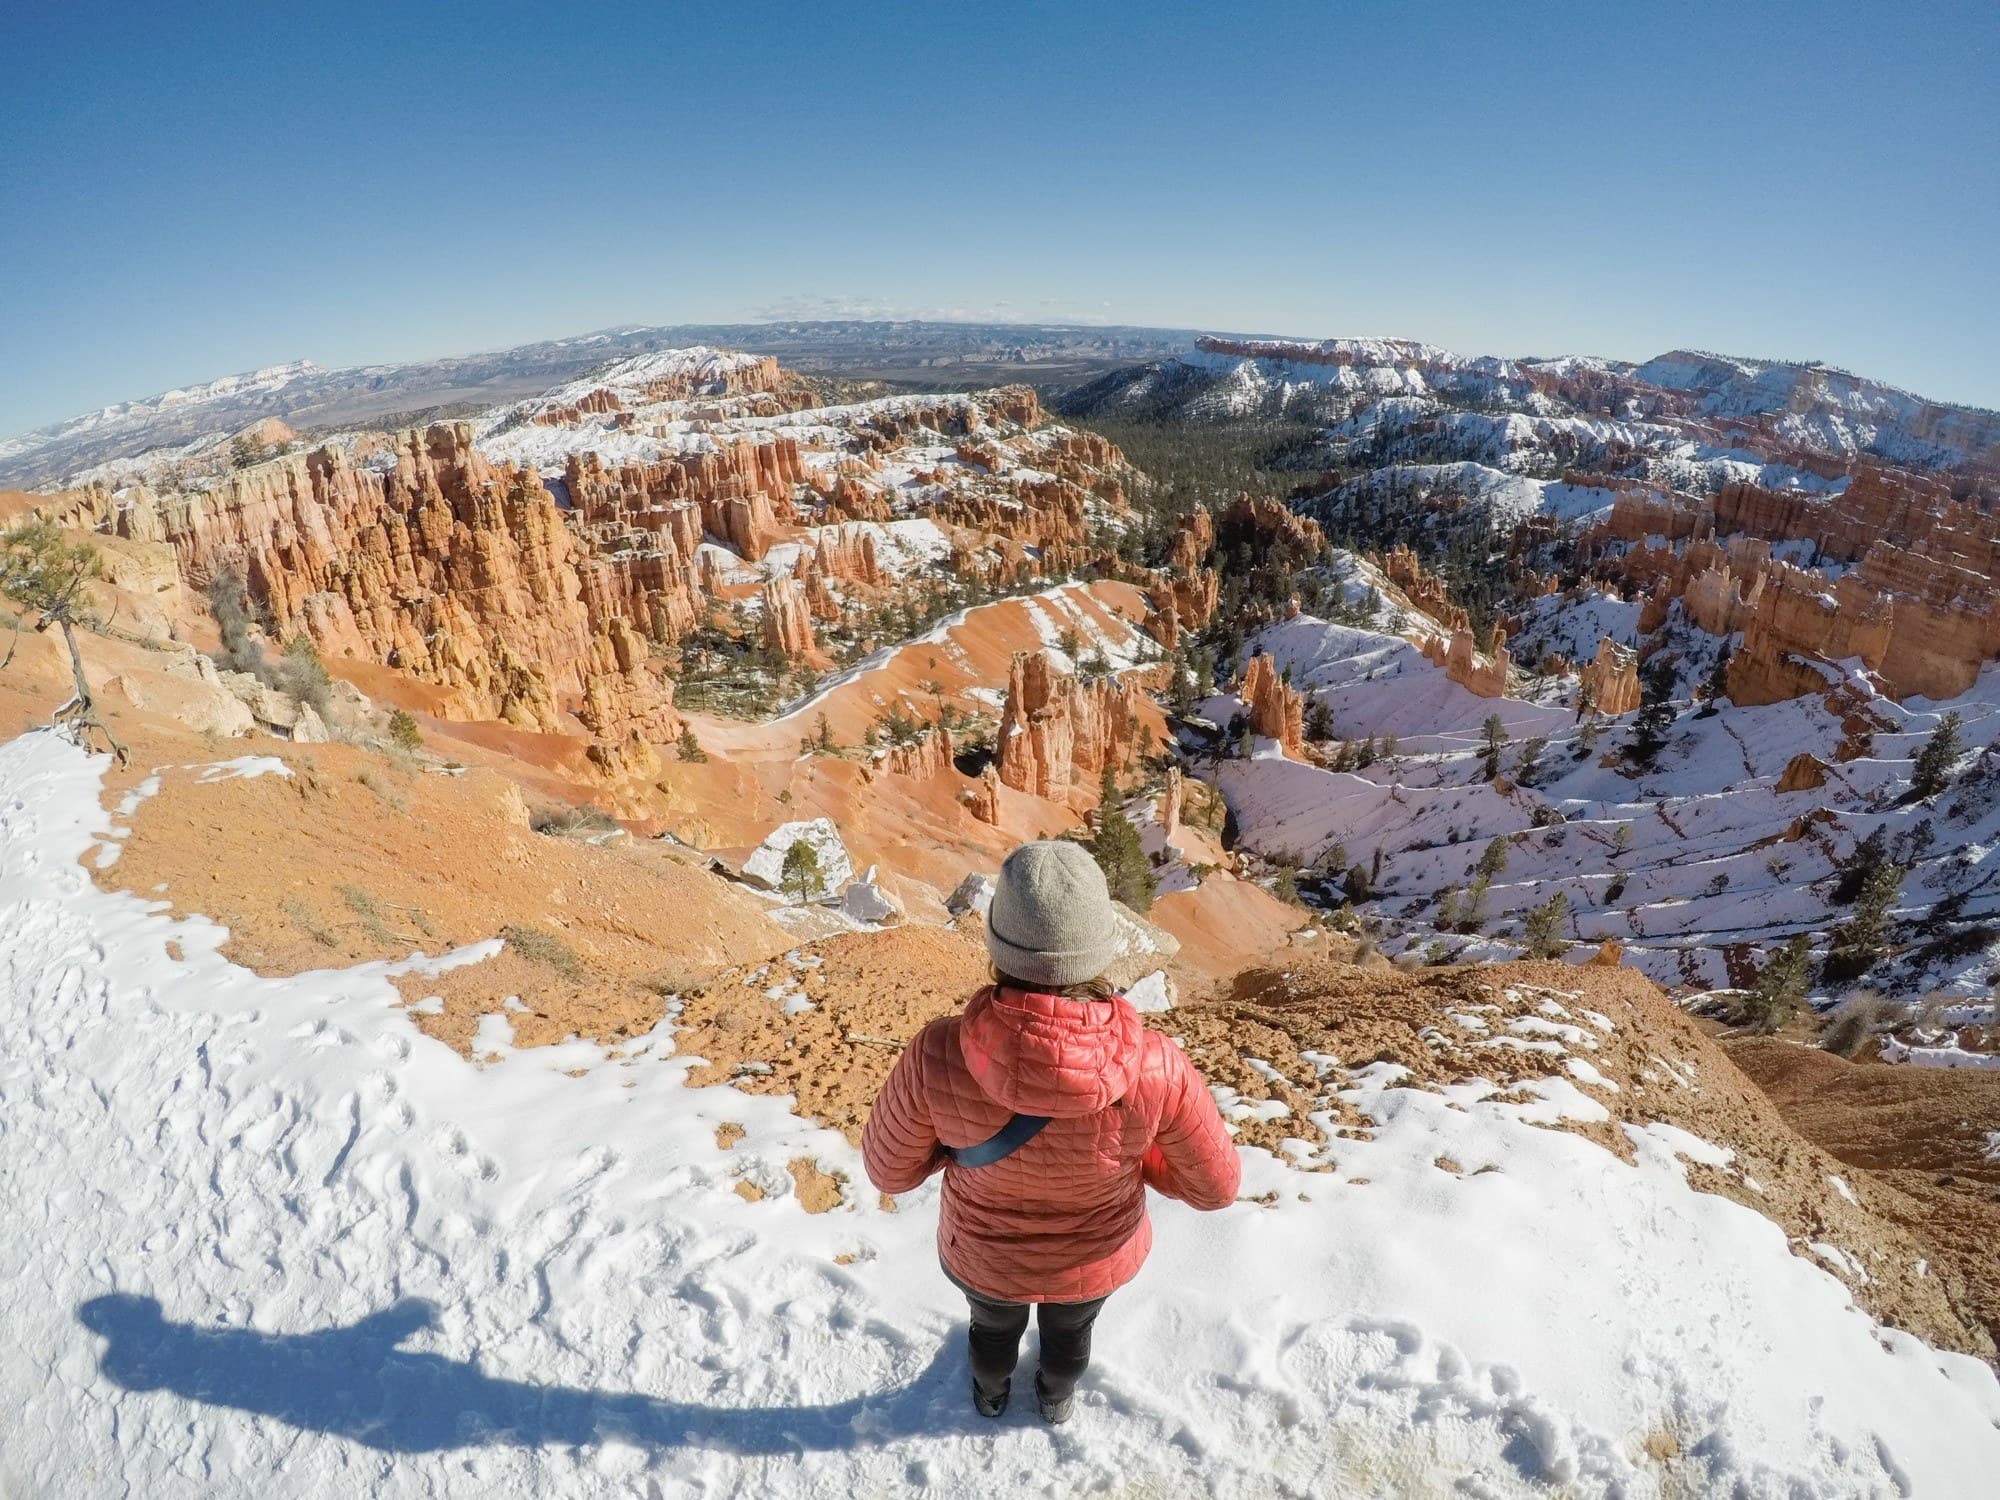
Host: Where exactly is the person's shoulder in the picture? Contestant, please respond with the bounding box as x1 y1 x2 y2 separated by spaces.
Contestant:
1132 1026 1200 1094
909 1013 963 1062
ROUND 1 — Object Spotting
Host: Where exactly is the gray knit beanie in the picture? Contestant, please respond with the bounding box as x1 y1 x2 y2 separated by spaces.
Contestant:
983 840 1120 988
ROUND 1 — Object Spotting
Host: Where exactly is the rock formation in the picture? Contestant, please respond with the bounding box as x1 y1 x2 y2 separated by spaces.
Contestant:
813 526 882 587
1577 638 1640 716
1379 545 1468 632
1586 468 2000 706
1147 508 1219 648
761 577 816 659
1421 625 1511 699
995 650 1142 800
1241 654 1304 757
1776 752 1829 793
880 725 953 781
965 764 1002 825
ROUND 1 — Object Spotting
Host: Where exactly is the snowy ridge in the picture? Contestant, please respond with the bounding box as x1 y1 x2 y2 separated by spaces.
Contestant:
5 731 1999 1496
525 347 776 412
0 359 324 466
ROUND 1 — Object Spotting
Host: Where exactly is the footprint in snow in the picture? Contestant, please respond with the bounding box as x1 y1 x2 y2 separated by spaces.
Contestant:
287 1019 354 1050
374 1034 413 1064
361 1069 399 1104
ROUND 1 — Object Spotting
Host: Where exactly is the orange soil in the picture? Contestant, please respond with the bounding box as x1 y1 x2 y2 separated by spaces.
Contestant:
1725 1037 2000 1354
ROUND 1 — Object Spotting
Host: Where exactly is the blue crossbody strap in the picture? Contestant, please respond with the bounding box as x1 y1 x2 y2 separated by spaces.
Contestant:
946 1112 1052 1168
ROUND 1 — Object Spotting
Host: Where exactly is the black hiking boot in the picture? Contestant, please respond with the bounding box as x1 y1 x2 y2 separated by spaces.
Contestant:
1035 1375 1073 1425
972 1377 1010 1418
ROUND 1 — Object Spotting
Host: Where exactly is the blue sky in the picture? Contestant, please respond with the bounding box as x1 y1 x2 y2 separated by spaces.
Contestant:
2 0 1995 433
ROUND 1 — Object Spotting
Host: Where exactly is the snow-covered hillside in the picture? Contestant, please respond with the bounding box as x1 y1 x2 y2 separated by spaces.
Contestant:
5 733 2000 1497
1207 593 2000 1023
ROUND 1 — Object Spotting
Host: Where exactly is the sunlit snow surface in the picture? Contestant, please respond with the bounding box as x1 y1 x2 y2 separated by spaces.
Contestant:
2 732 1997 1497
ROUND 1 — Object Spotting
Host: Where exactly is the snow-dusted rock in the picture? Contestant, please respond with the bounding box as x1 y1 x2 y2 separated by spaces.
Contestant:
741 817 854 896
838 867 904 926
946 872 995 918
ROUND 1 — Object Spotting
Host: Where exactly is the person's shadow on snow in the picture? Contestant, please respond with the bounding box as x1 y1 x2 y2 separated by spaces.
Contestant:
78 1294 979 1453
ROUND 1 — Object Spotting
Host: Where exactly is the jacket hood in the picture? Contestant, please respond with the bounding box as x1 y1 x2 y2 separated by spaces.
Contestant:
957 985 1144 1117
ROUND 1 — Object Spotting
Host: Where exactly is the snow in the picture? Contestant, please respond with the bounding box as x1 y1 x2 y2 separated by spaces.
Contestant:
1880 1037 2000 1070
1328 461 1623 526
194 755 294 782
5 732 2000 1496
740 818 855 896
1215 603 2000 997
1122 971 1174 1013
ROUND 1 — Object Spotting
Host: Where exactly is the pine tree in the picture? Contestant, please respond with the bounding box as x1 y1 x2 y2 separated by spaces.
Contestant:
1626 656 1678 769
1695 643 1733 717
1090 800 1157 913
1830 826 1888 904
1513 735 1547 787
678 725 707 763
1823 862 1902 983
1910 711 1964 799
2 521 125 762
1461 874 1490 933
1304 695 1334 743
1479 715 1508 781
388 708 422 752
1476 836 1509 881
1272 863 1300 906
1434 883 1463 930
780 840 823 905
1746 934 1812 1032
1521 892 1569 958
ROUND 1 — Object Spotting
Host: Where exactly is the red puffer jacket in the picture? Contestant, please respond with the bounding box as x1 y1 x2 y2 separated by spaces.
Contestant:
861 986 1240 1303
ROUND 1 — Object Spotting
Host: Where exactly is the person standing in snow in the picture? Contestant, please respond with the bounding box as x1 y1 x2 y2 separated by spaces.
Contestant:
861 840 1240 1424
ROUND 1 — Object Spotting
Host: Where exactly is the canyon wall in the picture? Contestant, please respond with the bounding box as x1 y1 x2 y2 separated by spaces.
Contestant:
1586 472 2000 704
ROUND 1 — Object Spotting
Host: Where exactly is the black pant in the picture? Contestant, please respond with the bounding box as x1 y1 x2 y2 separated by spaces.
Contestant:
952 1273 1108 1403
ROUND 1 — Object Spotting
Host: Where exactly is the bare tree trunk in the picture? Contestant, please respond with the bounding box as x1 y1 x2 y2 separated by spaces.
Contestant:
44 613 127 765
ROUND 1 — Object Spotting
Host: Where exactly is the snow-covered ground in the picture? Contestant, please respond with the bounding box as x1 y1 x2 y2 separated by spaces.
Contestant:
4 730 1999 1496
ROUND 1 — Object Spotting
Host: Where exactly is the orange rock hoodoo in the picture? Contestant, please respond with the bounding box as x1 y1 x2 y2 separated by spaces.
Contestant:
1577 638 1640 716
1241 653 1304 758
761 577 817 659
1421 625 1512 699
995 650 1143 801
1148 508 1220 648
880 725 954 781
965 763 1002 825
1379 544 1468 632
1776 752 1829 793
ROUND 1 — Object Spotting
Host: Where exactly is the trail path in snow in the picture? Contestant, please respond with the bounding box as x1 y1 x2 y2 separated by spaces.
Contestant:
3 732 1998 1498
